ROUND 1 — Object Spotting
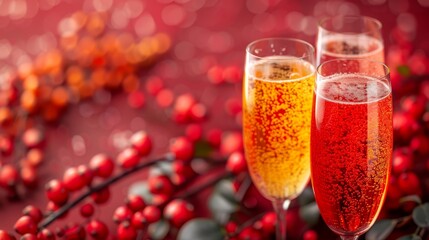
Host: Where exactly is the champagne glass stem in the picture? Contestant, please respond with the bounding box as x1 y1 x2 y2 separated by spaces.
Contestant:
340 236 358 240
272 199 290 240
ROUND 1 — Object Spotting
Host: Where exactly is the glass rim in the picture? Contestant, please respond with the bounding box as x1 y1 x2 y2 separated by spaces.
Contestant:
318 15 382 35
316 58 390 79
246 37 315 60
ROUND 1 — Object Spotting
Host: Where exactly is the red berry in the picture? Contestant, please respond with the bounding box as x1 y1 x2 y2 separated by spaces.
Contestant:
398 172 421 195
156 89 174 108
207 65 224 84
0 135 13 156
223 65 242 83
37 229 55 240
303 230 318 240
206 128 222 148
225 221 237 234
172 161 193 176
164 199 194 228
401 96 426 118
238 226 261 240
410 134 429 156
220 132 243 155
225 98 242 116
0 107 13 126
130 131 152 156
226 152 247 175
142 205 161 223
185 124 203 142
0 164 19 189
170 137 194 161
22 205 43 224
171 173 187 186
126 195 146 212
116 148 140 169
151 193 169 206
148 175 173 195
86 220 108 240
80 203 95 218
393 112 420 142
190 103 207 122
117 222 137 240
91 187 110 204
174 94 197 122
260 212 276 235
145 76 164 96
0 230 15 240
21 166 37 188
14 216 37 235
392 148 413 173
90 154 115 178
63 165 93 191
26 148 43 167
20 234 37 240
127 90 145 109
45 179 69 205
131 211 146 229
113 206 133 224
63 224 86 239
22 128 44 149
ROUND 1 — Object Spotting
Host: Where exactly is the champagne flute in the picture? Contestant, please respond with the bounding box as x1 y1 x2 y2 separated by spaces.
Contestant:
311 59 393 240
243 38 315 240
316 16 384 65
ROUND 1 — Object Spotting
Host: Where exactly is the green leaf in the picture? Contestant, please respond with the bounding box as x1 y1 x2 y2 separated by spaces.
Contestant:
298 187 315 206
412 203 429 228
299 201 320 227
366 219 398 240
397 65 411 77
194 140 213 158
148 220 169 240
216 179 237 203
208 180 239 223
178 218 225 240
399 195 422 205
149 161 173 177
128 181 153 204
396 234 422 240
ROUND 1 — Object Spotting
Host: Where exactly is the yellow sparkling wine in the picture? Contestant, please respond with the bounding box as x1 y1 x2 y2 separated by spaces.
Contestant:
243 56 315 200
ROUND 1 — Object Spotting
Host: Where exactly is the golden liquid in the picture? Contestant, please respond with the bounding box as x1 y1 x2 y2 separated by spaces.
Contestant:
243 57 315 200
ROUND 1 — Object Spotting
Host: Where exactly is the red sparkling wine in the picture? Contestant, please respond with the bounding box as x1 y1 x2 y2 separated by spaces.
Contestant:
311 74 392 236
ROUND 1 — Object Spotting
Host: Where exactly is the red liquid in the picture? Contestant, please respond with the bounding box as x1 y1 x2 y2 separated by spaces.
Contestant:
311 75 392 236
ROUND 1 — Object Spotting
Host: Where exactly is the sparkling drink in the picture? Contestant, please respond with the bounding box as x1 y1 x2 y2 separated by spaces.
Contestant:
318 34 384 63
243 56 315 200
311 74 392 236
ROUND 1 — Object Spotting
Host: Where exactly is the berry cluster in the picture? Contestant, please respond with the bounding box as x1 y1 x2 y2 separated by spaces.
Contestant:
0 123 254 240
382 37 429 215
0 11 171 204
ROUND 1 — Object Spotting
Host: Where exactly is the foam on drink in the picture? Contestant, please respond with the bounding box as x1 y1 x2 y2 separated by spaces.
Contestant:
318 34 384 63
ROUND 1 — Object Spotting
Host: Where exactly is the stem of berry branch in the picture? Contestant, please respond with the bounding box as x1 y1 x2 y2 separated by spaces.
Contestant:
235 174 251 202
230 211 267 237
396 215 413 228
175 170 232 199
38 154 174 230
